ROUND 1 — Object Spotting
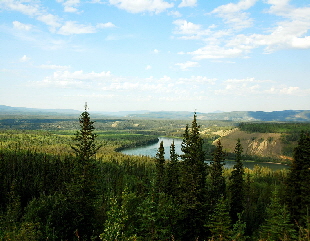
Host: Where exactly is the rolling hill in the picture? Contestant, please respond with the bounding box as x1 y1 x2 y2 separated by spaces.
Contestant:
1 105 310 121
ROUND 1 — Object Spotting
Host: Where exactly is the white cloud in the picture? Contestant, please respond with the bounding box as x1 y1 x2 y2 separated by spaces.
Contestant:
168 10 182 18
145 65 152 70
32 70 219 99
211 0 257 30
19 55 30 62
226 18 310 53
265 86 310 96
34 70 112 88
109 0 174 14
173 19 211 39
215 82 261 96
189 45 246 59
179 0 197 8
36 14 62 30
12 21 33 31
1 0 40 16
225 77 272 83
183 1 310 60
96 22 116 28
57 0 81 13
153 49 159 54
178 76 216 84
39 64 71 70
173 19 201 35
58 21 96 35
2 1 102 36
175 61 200 71
2 1 62 30
159 75 172 82
53 70 112 80
89 0 105 3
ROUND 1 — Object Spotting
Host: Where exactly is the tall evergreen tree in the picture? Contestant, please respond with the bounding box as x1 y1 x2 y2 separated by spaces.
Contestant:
165 140 179 197
209 139 226 207
155 141 165 194
71 103 101 162
177 112 208 240
70 104 101 239
229 139 245 224
286 131 310 226
207 195 232 241
260 188 296 241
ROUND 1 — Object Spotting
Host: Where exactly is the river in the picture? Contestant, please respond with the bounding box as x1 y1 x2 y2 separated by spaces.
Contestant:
120 137 289 170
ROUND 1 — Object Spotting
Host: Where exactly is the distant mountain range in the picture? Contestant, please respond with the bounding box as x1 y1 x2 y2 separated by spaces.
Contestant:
1 105 310 122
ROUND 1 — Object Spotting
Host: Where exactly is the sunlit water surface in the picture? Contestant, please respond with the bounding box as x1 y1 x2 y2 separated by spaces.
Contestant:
120 137 288 170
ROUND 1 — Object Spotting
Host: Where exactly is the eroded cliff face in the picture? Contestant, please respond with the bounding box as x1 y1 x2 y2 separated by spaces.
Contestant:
244 135 281 157
213 129 289 160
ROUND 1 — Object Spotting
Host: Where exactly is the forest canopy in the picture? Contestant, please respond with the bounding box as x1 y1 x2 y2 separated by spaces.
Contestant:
0 110 309 240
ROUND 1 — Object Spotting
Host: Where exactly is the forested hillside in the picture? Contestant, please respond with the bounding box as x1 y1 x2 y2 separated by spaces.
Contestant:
0 110 309 240
1 105 310 122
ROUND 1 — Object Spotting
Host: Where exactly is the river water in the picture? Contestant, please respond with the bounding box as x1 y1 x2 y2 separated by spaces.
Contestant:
120 137 288 170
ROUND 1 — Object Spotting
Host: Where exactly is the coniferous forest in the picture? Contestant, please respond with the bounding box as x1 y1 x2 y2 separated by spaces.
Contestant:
0 108 310 241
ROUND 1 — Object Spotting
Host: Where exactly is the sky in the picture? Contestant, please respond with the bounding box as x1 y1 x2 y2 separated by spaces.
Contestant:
1 0 310 113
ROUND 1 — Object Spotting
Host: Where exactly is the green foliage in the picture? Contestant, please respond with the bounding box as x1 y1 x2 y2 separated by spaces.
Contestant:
286 131 310 226
22 193 77 240
239 122 310 134
229 139 245 223
176 112 208 240
165 141 180 197
259 188 296 241
155 141 165 194
1 114 309 240
207 196 232 241
71 108 101 161
100 190 136 241
231 213 248 241
209 140 226 207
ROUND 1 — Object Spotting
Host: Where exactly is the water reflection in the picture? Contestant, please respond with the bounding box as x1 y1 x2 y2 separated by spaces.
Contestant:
120 137 288 170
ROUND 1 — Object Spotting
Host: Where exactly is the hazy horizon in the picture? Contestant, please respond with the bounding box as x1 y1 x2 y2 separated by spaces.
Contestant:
1 104 309 114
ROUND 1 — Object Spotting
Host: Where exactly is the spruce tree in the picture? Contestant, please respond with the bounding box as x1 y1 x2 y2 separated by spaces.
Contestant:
231 213 248 241
260 188 296 241
207 195 232 241
165 140 179 197
177 112 208 240
229 139 245 224
286 131 310 226
70 104 101 239
209 139 226 207
71 103 101 162
155 141 165 194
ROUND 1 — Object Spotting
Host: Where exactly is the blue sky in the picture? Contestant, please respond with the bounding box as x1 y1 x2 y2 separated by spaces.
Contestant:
1 0 310 113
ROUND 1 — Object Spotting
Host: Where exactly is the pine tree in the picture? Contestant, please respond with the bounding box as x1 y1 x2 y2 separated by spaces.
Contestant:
177 112 208 240
69 104 101 239
286 131 310 226
229 139 245 224
155 141 165 194
71 103 101 162
180 112 207 203
231 213 248 241
209 139 226 207
260 188 296 241
165 140 179 197
207 195 232 241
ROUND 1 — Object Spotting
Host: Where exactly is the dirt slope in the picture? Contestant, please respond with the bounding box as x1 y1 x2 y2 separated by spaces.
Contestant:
213 129 289 160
